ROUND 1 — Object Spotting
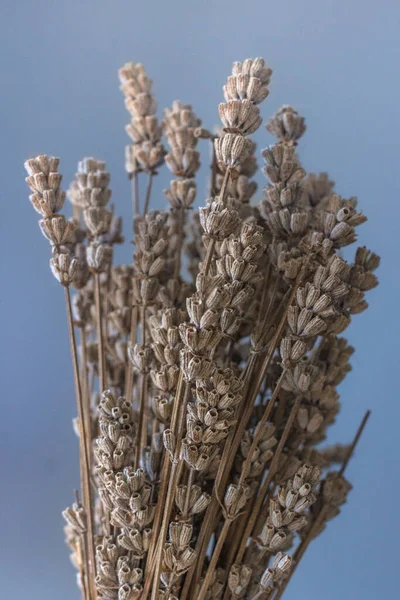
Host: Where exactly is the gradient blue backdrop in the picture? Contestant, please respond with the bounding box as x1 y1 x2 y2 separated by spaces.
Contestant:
1 1 399 598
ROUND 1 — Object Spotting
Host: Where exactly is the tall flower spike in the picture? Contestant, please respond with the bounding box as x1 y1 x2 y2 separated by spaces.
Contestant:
216 57 272 172
119 62 165 176
25 155 79 286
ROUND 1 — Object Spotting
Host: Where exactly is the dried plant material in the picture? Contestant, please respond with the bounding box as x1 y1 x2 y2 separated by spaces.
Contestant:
24 56 379 600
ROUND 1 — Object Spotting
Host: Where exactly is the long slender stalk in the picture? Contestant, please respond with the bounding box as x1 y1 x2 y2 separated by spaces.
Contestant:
64 287 96 600
340 410 371 476
209 138 218 197
94 272 107 393
143 172 154 216
131 170 139 217
124 304 138 401
197 519 232 600
135 304 148 469
173 206 186 280
79 327 92 469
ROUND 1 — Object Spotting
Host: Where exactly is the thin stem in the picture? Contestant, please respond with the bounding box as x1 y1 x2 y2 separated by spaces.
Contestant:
209 139 218 197
218 165 231 200
197 519 231 600
339 410 371 476
147 453 171 565
173 207 186 279
124 305 138 402
255 262 272 333
131 171 139 217
143 172 154 216
76 535 88 600
135 304 148 469
94 273 107 393
251 590 272 600
64 287 96 600
202 238 216 277
80 327 92 470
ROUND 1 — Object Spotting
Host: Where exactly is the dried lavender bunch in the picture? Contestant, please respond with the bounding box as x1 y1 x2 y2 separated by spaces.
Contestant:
25 56 379 600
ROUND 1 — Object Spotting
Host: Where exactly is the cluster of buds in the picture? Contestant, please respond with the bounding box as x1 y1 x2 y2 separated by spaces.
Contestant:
228 564 252 598
63 500 86 587
266 105 306 146
238 422 277 479
217 221 266 334
95 391 135 512
174 484 211 518
282 361 341 445
280 254 351 371
95 536 143 600
313 194 367 255
256 464 321 554
341 246 380 314
179 226 265 381
257 552 292 595
305 472 353 540
161 522 197 588
25 155 80 286
163 100 201 186
216 58 272 172
106 467 154 541
181 367 243 472
149 308 186 423
108 266 133 337
302 172 335 208
119 62 165 175
132 211 169 306
260 134 308 242
214 139 259 213
96 392 134 466
318 335 354 386
223 483 252 520
68 158 114 273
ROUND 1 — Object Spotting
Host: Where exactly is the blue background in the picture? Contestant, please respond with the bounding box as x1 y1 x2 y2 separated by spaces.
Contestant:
1 1 399 598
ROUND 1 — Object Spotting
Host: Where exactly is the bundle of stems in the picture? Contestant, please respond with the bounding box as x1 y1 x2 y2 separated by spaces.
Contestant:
25 57 379 600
